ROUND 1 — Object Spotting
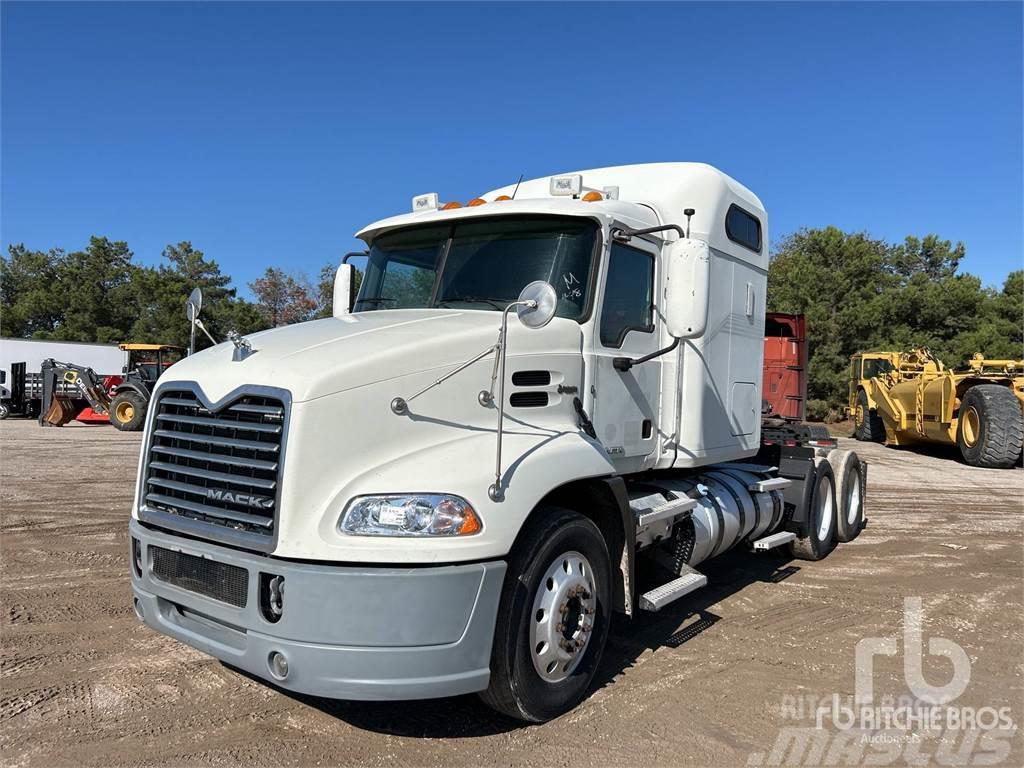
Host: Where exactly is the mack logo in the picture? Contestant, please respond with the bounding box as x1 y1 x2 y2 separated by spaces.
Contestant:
206 488 274 509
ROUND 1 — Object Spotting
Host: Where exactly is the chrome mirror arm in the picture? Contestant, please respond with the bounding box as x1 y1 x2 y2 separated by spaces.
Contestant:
390 343 498 416
488 299 537 502
193 318 218 347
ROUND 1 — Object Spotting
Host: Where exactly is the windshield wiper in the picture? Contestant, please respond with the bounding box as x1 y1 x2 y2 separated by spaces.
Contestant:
436 297 508 309
354 297 397 307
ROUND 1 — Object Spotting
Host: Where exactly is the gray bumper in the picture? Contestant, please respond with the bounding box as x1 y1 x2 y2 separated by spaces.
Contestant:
129 520 506 700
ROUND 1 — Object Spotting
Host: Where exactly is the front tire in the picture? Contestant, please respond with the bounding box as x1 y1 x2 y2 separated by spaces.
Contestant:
480 508 611 722
956 385 1024 469
854 390 884 442
109 391 147 432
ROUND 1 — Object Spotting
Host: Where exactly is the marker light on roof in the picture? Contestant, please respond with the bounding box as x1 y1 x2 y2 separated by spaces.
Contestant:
494 195 512 201
467 198 487 207
550 174 583 196
581 191 603 202
412 193 439 212
440 201 462 210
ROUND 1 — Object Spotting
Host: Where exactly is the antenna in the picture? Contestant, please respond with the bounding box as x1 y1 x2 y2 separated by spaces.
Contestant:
684 208 695 239
511 174 524 199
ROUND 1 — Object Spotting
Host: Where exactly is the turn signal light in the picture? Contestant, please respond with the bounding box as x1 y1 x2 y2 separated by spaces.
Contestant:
440 201 462 210
467 198 487 207
459 508 483 535
581 191 604 202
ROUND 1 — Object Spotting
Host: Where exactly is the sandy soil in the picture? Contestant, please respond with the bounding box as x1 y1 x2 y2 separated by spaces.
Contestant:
1 418 1021 767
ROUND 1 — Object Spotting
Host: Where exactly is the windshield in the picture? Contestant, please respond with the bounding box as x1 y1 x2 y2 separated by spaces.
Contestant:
354 216 598 321
862 358 894 380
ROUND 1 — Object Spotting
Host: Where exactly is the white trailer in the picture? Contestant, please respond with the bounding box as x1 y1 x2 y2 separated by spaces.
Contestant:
0 338 127 416
128 163 866 721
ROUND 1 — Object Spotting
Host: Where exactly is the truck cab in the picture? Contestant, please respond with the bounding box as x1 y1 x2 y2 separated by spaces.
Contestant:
129 163 864 721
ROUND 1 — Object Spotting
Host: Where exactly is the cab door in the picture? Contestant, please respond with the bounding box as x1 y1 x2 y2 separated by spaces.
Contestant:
590 237 662 472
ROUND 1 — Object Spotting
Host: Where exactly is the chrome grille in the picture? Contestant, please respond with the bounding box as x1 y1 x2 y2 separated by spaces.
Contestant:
141 389 286 550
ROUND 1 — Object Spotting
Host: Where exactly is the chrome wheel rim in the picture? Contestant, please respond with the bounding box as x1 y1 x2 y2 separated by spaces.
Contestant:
846 468 862 526
530 550 596 683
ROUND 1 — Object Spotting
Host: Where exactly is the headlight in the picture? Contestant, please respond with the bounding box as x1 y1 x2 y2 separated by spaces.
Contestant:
339 494 482 537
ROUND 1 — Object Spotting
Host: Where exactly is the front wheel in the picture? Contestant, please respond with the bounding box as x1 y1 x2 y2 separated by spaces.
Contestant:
854 390 884 442
109 391 147 431
479 508 611 722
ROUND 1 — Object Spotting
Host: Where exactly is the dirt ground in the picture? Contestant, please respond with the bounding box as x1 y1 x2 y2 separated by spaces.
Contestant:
1 418 1022 767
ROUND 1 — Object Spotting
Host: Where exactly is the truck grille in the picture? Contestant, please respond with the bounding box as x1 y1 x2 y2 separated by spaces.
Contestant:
142 388 286 550
150 546 249 608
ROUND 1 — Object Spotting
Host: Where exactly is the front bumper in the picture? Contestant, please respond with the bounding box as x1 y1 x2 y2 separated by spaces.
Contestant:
129 520 506 700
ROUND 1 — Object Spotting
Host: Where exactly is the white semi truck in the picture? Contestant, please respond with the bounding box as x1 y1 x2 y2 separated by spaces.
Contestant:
129 163 866 721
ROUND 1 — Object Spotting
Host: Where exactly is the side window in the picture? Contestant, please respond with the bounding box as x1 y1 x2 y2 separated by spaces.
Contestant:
725 204 762 252
600 243 654 348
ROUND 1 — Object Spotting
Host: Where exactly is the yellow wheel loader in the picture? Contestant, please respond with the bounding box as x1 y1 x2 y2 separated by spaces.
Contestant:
848 350 1023 468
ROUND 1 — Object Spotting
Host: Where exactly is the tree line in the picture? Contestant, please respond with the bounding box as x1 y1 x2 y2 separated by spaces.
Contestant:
0 237 338 349
2 229 1020 419
768 228 1021 419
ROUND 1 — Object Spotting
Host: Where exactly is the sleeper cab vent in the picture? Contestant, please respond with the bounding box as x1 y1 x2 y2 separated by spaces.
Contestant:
509 391 549 408
511 370 551 387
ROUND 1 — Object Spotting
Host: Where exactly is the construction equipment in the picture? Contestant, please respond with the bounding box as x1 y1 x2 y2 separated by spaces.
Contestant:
107 344 185 431
848 351 899 441
38 344 184 430
39 360 115 427
848 348 1024 468
1 338 127 419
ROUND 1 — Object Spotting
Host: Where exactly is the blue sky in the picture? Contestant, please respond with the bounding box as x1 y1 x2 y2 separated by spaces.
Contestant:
2 1 1021 295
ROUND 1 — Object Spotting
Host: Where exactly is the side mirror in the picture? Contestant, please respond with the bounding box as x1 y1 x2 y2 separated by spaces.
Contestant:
516 281 558 329
334 251 368 317
664 239 711 339
333 263 356 317
187 287 204 356
186 287 203 322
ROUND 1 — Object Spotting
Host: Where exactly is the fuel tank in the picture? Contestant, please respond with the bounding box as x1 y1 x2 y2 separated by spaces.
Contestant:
634 466 786 568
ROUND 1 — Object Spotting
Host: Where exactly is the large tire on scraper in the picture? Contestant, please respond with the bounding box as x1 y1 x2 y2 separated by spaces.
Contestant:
854 390 884 442
956 385 1024 469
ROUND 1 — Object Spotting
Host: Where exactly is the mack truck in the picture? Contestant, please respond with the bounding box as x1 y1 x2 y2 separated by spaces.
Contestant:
129 163 866 722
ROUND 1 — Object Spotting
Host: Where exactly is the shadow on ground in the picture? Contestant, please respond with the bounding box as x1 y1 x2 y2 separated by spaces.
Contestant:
252 550 800 738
